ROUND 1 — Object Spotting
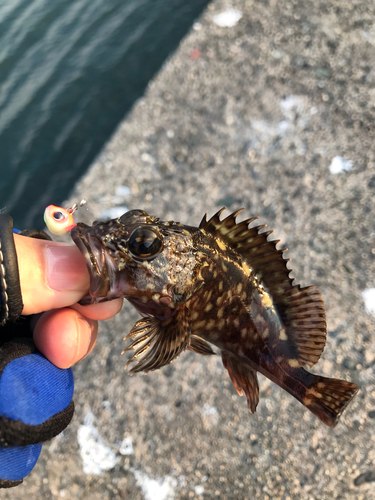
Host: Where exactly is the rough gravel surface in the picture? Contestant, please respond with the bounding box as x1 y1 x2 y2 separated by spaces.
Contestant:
7 0 375 498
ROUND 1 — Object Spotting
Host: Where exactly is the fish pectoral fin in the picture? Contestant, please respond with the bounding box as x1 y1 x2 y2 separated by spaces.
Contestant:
279 286 327 368
187 336 216 356
200 209 327 368
122 307 190 374
221 352 259 413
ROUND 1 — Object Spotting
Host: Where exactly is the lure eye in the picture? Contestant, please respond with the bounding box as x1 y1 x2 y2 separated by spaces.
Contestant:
128 227 163 260
52 211 65 221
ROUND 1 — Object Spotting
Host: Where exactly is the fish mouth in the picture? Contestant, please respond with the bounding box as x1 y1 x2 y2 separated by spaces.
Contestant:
71 223 111 302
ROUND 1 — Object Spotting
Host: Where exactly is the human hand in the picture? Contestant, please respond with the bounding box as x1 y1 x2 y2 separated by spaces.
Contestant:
0 220 124 488
14 233 123 368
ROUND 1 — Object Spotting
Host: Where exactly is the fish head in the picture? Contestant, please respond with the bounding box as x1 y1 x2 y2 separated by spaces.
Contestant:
71 209 202 316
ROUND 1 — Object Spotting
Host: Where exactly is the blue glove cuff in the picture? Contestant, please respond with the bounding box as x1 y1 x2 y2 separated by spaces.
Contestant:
0 444 42 483
0 352 74 425
0 340 74 447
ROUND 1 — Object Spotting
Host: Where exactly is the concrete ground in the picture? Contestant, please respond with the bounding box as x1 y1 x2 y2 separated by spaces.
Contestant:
7 0 375 498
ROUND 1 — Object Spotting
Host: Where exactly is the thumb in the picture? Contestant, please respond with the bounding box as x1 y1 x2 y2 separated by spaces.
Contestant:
14 233 90 315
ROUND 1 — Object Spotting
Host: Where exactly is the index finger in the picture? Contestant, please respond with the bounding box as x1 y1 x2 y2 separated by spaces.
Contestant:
72 298 124 320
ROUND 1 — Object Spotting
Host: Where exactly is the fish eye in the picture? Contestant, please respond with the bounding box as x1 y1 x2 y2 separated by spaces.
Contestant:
53 211 65 221
128 227 163 260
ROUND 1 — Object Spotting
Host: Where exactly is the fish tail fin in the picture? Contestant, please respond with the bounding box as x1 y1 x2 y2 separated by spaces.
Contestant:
303 374 358 427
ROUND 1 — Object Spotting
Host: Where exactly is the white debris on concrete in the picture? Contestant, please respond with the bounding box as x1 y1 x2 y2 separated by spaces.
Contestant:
202 403 218 417
119 436 134 456
280 94 305 112
102 400 111 410
280 95 308 123
141 152 155 163
178 475 186 488
115 185 131 197
201 403 220 429
194 485 205 495
98 205 128 219
362 288 375 316
277 95 311 155
77 412 119 475
213 9 242 27
329 156 354 174
131 469 177 500
108 185 132 206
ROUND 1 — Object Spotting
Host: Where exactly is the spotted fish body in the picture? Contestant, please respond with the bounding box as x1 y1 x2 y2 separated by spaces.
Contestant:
71 209 358 427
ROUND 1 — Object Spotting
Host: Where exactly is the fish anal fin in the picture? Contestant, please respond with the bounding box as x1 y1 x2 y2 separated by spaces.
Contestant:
187 336 216 356
222 352 259 413
122 307 190 374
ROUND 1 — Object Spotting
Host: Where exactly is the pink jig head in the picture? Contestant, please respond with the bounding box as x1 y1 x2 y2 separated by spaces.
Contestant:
44 199 86 236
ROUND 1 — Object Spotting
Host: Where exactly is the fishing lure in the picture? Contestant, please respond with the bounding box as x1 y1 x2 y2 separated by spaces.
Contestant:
44 200 86 236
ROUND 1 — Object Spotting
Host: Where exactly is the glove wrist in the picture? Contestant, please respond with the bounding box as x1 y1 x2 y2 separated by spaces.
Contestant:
0 215 23 326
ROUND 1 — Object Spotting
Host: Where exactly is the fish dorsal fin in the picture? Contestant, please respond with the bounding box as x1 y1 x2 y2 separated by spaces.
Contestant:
222 352 259 413
200 209 327 368
122 307 190 373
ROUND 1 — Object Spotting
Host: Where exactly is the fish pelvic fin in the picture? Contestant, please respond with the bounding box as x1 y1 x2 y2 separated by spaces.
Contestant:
187 336 216 356
301 373 359 427
200 208 326 368
122 307 190 374
222 351 259 413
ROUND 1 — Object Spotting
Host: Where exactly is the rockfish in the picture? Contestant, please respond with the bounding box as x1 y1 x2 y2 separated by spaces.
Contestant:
71 208 358 427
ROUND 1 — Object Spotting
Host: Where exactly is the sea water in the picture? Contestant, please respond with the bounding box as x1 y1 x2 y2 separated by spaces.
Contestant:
0 0 209 228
